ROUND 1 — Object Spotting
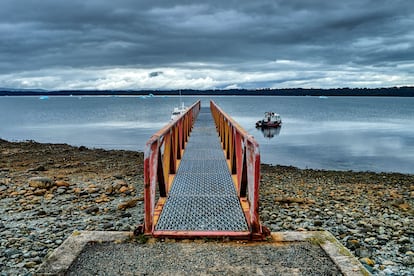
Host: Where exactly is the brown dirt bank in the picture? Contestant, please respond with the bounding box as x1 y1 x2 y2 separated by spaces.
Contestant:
1 139 413 274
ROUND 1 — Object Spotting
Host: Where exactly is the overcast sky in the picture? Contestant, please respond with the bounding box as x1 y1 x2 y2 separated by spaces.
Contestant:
1 0 414 90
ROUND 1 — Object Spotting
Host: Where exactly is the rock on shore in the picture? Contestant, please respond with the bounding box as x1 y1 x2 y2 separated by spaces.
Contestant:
260 164 414 275
0 139 144 275
1 139 413 275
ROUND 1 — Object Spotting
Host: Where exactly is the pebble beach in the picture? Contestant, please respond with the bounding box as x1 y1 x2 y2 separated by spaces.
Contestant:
0 139 413 275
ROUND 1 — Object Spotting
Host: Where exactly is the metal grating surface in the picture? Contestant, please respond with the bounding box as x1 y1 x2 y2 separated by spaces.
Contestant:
182 149 224 160
170 173 236 196
184 143 222 151
155 107 248 232
155 195 247 231
177 160 230 174
191 131 217 136
187 135 221 144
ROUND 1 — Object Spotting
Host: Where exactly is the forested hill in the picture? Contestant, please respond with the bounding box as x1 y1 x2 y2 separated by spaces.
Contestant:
1 87 413 97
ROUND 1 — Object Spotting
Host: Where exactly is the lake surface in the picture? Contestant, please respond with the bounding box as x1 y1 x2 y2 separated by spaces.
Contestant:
0 96 413 174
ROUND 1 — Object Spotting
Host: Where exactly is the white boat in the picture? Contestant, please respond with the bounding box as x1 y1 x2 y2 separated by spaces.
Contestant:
170 102 187 120
255 112 282 128
170 90 187 120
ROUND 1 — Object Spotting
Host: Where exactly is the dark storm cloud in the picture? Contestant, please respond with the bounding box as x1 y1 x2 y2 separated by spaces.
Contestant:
0 0 413 89
149 71 163 78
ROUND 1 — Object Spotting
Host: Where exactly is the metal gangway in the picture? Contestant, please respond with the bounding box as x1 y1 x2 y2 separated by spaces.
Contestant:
137 100 269 240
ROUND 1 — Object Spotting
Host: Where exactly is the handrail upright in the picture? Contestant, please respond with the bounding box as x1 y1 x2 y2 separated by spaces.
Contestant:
140 100 201 235
210 101 270 240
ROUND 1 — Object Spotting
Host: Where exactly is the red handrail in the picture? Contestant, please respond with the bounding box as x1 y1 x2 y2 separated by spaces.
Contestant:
210 100 269 239
142 100 201 235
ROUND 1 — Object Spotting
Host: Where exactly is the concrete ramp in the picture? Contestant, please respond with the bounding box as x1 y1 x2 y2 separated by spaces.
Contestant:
36 230 370 275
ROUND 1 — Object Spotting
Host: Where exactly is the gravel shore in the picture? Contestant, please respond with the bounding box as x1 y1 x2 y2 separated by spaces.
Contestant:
1 139 413 275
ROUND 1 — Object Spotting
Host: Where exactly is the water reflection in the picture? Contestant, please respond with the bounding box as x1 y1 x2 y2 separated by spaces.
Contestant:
256 126 282 139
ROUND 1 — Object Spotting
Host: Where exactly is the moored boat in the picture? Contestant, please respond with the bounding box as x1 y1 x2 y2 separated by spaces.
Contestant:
170 102 187 120
170 90 187 121
255 112 282 128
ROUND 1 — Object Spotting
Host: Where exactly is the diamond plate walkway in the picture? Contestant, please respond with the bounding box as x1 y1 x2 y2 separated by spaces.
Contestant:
155 107 249 233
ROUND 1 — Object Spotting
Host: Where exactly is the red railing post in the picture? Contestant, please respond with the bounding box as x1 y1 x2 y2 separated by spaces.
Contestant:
143 139 159 233
234 131 243 194
246 139 261 233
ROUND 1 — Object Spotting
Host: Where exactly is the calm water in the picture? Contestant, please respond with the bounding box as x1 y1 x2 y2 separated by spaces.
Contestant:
0 96 413 174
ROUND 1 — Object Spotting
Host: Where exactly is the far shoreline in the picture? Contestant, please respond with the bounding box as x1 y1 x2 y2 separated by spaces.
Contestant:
1 86 414 97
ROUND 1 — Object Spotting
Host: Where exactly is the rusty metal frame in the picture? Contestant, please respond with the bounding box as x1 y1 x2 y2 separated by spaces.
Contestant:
210 100 270 240
141 100 201 236
137 100 269 240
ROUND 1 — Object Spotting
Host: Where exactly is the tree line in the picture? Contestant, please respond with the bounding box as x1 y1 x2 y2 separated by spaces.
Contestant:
1 86 413 97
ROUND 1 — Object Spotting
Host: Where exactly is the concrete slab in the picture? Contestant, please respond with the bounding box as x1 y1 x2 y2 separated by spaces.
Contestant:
36 231 370 276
